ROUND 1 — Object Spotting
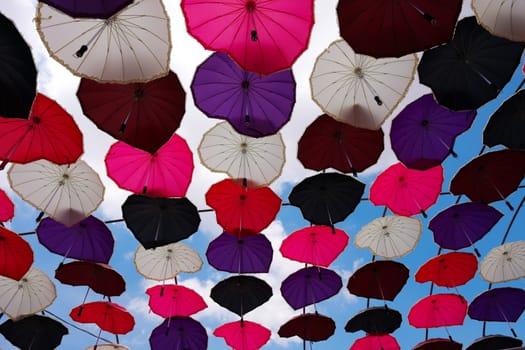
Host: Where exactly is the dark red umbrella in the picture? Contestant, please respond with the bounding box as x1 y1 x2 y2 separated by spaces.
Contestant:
0 226 33 280
70 301 135 335
415 252 478 288
466 335 523 350
413 338 462 350
278 313 336 342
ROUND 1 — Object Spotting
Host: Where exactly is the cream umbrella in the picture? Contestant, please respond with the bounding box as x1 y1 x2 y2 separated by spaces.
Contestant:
0 266 56 320
8 158 105 227
355 215 422 259
198 121 285 187
480 240 525 283
472 0 525 42
310 39 417 130
85 345 129 350
35 0 171 83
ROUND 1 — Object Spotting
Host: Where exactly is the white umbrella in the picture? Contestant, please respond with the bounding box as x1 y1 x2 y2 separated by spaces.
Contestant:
35 0 171 83
310 39 417 130
480 240 525 283
472 0 525 42
355 215 422 259
8 158 105 227
198 121 285 187
0 266 56 320
85 345 129 350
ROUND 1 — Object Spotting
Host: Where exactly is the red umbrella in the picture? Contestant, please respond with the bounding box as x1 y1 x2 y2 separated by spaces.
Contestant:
408 293 468 328
279 225 349 267
349 334 400 350
213 320 271 350
76 71 186 154
146 284 207 318
105 133 194 197
70 301 135 335
205 178 281 236
297 114 384 175
0 226 33 280
278 313 336 342
415 252 478 288
0 93 83 169
0 189 14 222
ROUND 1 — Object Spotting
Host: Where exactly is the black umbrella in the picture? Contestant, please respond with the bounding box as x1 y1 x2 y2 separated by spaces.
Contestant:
466 335 523 350
0 314 69 350
0 12 37 118
210 275 272 317
418 16 525 111
122 194 201 249
345 306 402 334
288 172 365 227
484 89 525 150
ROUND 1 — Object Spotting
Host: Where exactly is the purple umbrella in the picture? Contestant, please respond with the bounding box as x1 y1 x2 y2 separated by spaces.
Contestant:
191 52 296 137
149 316 207 350
39 0 133 18
206 232 273 273
36 215 114 264
390 94 476 170
468 287 525 322
281 266 342 310
429 202 503 254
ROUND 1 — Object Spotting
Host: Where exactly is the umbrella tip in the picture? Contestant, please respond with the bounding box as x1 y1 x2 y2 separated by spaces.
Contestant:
75 45 88 57
420 209 427 218
474 248 481 258
36 211 45 222
505 200 514 211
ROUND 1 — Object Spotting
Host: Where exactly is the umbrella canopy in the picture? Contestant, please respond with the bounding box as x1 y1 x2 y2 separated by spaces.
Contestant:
345 306 402 335
214 320 271 350
39 0 133 18
85 345 129 350
198 121 285 187
415 252 478 288
36 215 114 264
280 266 343 310
297 114 384 175
210 275 272 317
347 260 409 301
354 215 422 259
278 312 336 342
370 163 443 217
146 284 207 318
310 39 417 130
480 241 525 283
390 93 476 170
206 232 273 273
280 225 349 267
105 134 194 197
122 194 201 249
0 226 33 280
134 241 202 281
418 16 525 111
429 202 503 251
8 158 105 227
466 335 523 350
0 93 83 169
350 334 400 350
77 70 186 154
337 0 462 58
408 293 468 328
288 172 365 227
192 52 296 137
205 178 281 236
181 0 314 75
472 0 525 42
0 189 14 222
0 314 68 350
149 316 207 350
70 301 134 334
0 266 56 320
468 287 525 322
36 0 171 83
413 338 463 350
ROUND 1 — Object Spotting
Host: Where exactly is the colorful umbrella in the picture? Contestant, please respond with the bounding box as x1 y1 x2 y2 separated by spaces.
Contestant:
205 178 281 236
206 232 273 273
349 334 400 350
198 121 285 186
149 316 207 350
36 0 171 83
472 0 525 41
467 287 525 322
466 335 523 350
70 301 135 335
181 0 314 75
297 114 384 175
105 134 194 197
480 241 525 283
0 314 68 350
280 266 342 310
370 163 443 217
345 306 402 335
278 313 336 342
36 215 114 264
415 252 478 288
0 189 14 222
146 284 207 318
122 194 201 249
413 338 463 350
39 0 133 18
0 226 33 280
214 320 271 350
0 93 83 169
77 70 186 154
310 39 417 130
390 93 476 170
408 293 468 328
192 52 296 137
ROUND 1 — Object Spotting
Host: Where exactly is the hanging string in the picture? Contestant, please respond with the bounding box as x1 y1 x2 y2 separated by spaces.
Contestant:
42 309 113 343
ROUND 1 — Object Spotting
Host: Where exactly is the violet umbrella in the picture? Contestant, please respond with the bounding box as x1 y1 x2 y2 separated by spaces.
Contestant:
39 0 133 18
468 287 525 323
191 52 295 137
149 316 207 350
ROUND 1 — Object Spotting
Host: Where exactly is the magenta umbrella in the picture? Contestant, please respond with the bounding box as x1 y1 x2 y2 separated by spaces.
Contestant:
146 284 207 318
213 320 271 350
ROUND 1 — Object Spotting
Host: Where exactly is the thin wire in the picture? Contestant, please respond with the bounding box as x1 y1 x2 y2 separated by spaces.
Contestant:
42 310 113 343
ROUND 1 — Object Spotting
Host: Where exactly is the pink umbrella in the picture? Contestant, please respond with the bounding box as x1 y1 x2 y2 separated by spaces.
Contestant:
213 320 271 350
0 189 14 222
370 162 443 217
146 284 207 318
279 225 349 267
105 134 194 197
349 334 400 350
408 293 468 328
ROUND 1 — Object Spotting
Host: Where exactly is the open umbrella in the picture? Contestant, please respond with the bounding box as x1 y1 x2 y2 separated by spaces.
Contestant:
36 0 171 83
192 52 296 137
0 189 14 222
214 320 271 350
85 345 129 350
480 241 525 283
77 70 186 154
149 316 207 350
468 287 525 322
472 0 525 41
345 306 402 335
415 252 478 288
181 0 314 75
278 313 336 342
466 335 523 350
39 0 133 18
408 293 468 328
70 301 135 335
146 284 207 318
0 226 33 280
310 39 417 130
0 314 68 350
413 338 463 350
350 334 400 350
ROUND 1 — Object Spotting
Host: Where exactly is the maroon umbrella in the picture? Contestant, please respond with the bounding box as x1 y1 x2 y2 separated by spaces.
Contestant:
413 338 462 350
278 313 336 342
